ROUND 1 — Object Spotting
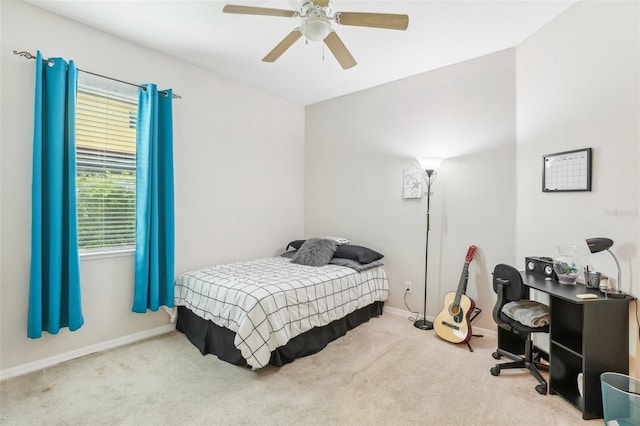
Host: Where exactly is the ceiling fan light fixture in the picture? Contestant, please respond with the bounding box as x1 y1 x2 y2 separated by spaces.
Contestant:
301 16 332 41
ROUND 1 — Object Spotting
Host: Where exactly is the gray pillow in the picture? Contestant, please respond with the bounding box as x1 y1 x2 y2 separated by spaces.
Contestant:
291 238 337 267
329 257 384 272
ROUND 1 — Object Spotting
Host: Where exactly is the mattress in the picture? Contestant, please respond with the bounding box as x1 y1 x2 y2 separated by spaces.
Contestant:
174 256 389 369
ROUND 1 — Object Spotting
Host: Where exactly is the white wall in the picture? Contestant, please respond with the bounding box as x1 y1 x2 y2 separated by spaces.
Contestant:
516 0 639 371
305 50 517 331
0 1 305 375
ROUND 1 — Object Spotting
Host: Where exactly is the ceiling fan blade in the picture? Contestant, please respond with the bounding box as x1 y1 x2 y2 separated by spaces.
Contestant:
311 0 331 7
335 12 409 30
323 31 357 70
262 30 303 63
223 4 298 18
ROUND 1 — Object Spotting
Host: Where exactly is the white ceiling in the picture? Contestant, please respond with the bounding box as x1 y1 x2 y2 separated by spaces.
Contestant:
26 0 577 106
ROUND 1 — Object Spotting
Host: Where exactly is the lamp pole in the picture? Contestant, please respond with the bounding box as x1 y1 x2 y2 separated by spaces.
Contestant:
414 169 435 330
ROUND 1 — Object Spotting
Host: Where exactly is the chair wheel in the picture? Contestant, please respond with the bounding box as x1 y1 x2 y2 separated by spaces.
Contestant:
490 366 500 376
492 351 501 360
535 384 547 395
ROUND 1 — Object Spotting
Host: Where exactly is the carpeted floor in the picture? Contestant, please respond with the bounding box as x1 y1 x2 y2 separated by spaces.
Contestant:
0 311 599 425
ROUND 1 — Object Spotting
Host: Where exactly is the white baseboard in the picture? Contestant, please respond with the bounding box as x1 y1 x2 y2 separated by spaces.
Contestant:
383 305 425 318
0 324 175 381
2 306 497 381
383 305 496 338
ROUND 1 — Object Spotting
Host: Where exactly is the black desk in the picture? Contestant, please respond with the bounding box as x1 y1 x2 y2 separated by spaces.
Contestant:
497 272 631 420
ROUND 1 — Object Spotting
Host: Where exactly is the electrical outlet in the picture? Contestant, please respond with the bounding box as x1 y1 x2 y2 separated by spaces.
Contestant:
404 281 412 293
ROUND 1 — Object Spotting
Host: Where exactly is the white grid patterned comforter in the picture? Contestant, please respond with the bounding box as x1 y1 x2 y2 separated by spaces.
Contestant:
174 256 389 369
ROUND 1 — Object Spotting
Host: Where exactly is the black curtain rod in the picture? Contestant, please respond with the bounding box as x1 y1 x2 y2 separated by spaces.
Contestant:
13 50 181 99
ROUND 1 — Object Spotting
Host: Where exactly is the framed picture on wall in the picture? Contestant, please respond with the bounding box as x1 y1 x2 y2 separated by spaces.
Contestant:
403 165 423 199
542 148 592 192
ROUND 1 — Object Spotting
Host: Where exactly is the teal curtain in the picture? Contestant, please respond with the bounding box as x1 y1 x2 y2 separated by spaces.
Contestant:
132 84 175 313
28 51 84 338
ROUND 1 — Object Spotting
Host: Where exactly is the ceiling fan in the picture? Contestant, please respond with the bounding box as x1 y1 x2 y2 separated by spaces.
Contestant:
223 0 409 69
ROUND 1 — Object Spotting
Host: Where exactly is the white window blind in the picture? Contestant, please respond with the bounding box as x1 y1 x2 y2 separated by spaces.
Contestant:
76 73 138 253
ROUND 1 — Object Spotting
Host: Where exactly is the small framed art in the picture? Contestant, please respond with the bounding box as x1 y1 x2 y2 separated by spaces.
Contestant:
403 165 423 199
542 148 592 192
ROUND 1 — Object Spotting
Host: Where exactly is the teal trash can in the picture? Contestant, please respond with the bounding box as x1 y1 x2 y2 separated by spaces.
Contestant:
601 372 640 426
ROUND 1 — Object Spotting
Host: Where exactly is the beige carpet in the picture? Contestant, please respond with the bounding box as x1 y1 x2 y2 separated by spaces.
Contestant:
1 311 598 426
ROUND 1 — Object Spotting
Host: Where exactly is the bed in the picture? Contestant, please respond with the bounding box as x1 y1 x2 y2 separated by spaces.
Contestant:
174 239 389 369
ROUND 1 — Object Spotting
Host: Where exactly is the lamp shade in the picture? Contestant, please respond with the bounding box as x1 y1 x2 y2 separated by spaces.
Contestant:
586 237 614 253
416 157 443 172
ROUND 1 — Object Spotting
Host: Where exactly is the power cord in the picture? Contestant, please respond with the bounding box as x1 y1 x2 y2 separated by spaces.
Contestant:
403 288 420 323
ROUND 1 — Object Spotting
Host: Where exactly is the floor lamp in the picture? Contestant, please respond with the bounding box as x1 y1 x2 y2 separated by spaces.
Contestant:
414 157 443 330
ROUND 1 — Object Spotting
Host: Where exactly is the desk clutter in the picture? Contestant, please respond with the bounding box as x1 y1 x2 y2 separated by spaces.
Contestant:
525 256 556 279
576 293 598 300
525 236 630 299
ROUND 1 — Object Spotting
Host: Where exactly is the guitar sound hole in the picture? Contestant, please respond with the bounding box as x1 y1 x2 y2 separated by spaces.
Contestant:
448 305 463 323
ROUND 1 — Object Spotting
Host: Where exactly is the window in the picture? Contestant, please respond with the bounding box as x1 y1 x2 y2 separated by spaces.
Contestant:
76 73 138 253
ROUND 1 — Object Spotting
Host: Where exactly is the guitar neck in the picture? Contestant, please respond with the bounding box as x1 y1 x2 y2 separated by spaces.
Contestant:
452 262 471 306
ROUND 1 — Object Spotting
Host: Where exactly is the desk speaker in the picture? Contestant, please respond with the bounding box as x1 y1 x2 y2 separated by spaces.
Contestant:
525 256 557 279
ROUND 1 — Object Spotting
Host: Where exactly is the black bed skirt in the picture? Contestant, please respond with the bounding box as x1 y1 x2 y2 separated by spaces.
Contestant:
175 301 384 368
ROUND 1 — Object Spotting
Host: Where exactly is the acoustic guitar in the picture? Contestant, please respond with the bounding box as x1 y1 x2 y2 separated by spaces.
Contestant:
434 245 477 344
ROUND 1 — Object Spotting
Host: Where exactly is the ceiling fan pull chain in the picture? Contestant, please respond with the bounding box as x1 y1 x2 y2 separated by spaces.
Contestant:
305 19 309 44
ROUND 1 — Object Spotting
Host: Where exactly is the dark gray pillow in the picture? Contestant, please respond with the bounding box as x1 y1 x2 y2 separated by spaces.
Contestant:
286 239 306 251
333 244 384 264
291 238 337 267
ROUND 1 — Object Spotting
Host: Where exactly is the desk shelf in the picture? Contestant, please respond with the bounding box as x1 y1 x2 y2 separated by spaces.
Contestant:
551 339 582 358
550 297 583 354
549 342 583 411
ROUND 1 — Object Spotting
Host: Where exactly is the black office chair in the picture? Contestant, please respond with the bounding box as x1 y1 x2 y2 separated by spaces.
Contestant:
489 264 549 394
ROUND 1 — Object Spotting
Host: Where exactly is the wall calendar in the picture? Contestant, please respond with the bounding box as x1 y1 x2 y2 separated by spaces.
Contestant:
542 148 592 192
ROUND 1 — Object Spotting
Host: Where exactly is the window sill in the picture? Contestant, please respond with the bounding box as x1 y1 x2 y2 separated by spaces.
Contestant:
80 248 134 260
